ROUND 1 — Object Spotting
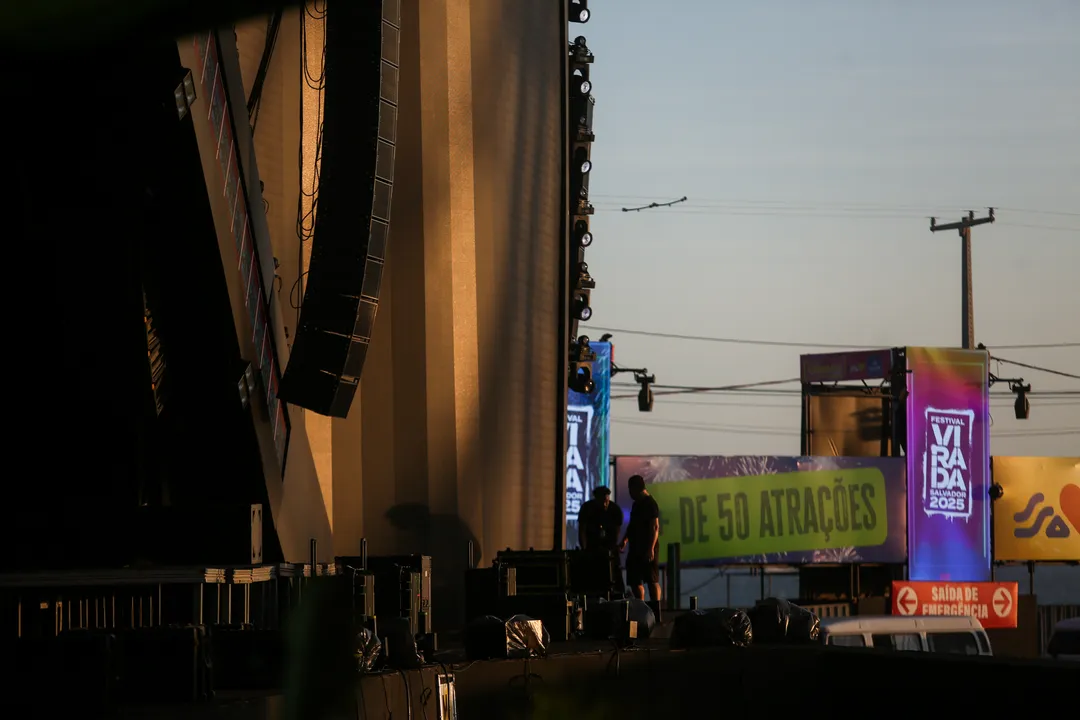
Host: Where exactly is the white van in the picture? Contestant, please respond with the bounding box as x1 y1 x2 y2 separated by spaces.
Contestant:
1047 617 1080 661
820 615 992 656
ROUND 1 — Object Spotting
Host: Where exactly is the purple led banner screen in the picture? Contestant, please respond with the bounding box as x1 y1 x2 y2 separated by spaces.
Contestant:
906 347 991 581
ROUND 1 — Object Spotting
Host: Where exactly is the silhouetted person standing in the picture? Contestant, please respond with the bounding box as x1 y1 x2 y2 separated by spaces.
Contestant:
619 475 661 602
578 486 625 595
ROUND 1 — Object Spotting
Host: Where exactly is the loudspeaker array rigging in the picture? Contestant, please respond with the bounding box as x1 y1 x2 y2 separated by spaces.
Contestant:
566 13 596 395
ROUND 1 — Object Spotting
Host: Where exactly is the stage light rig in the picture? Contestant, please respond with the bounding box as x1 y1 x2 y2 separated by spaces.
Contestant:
569 0 591 24
566 33 597 392
988 371 1032 420
611 358 656 413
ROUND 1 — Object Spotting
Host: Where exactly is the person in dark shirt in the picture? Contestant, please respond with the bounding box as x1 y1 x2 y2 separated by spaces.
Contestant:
578 486 625 595
619 474 661 602
578 486 623 550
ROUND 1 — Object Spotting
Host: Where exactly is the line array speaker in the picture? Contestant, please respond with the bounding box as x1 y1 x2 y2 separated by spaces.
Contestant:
278 0 401 418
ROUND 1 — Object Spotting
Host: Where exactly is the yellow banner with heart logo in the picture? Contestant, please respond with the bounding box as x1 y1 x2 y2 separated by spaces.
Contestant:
993 456 1080 562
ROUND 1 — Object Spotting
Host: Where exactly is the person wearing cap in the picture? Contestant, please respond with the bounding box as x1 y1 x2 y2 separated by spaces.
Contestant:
578 486 625 595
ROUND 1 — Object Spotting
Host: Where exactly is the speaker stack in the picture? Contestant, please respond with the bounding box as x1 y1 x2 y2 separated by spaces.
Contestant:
278 0 401 418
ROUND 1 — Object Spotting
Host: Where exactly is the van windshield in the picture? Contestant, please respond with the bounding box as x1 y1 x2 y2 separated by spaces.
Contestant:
926 632 980 655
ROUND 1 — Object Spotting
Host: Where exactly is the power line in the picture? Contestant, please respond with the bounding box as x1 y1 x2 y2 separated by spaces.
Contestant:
589 196 1080 231
609 395 1080 408
610 382 1080 401
587 326 1079 351
992 356 1080 381
589 194 1080 219
595 207 1077 232
612 416 1080 439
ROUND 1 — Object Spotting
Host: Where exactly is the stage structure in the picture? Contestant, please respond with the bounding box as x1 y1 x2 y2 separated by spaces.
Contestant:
799 348 903 459
801 347 1015 584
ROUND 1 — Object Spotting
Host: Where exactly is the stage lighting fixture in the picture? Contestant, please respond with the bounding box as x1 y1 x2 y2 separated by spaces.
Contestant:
572 335 596 363
569 363 595 394
1012 382 1031 420
637 378 654 413
575 149 592 175
569 0 590 24
574 220 593 248
573 292 592 322
174 85 189 120
577 78 592 96
571 145 592 205
182 69 197 108
576 262 595 289
174 69 196 121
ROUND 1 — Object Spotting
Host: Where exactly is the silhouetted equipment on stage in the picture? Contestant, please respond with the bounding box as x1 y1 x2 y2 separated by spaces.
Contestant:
474 548 624 642
465 614 549 661
278 0 401 417
670 608 754 649
502 593 579 642
211 624 285 690
665 542 681 610
585 598 655 647
747 598 821 645
131 503 277 567
569 549 617 596
9 625 214 710
365 554 432 637
464 565 518 623
117 625 214 703
496 549 569 593
334 556 377 625
493 548 619 598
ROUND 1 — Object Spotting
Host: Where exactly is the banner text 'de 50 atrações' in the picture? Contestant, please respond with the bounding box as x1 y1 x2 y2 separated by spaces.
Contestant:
614 456 907 564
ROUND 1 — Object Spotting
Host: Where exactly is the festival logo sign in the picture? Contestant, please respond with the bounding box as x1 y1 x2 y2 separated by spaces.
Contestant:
566 342 611 548
891 581 1018 629
613 456 907 564
992 456 1080 562
906 347 991 582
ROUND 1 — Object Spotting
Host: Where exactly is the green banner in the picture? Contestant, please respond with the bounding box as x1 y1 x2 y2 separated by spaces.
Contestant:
649 468 890 561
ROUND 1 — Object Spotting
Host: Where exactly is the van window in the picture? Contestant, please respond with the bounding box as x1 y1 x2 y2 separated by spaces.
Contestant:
827 634 866 647
1048 629 1080 657
872 633 922 651
926 632 980 655
975 632 990 654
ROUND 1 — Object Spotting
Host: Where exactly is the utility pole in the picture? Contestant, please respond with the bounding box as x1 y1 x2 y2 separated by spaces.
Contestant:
929 208 995 349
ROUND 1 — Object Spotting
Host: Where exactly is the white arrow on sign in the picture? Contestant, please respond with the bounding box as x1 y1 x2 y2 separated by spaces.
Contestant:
896 586 918 616
992 587 1013 618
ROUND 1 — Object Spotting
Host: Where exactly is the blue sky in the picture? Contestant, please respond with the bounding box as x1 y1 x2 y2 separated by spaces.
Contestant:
582 0 1079 458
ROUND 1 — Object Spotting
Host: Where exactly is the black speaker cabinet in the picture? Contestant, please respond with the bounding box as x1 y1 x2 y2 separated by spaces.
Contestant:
367 555 432 636
278 0 401 418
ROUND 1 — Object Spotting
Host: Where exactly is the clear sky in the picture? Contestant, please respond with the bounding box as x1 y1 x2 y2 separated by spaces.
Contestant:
582 0 1079 458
